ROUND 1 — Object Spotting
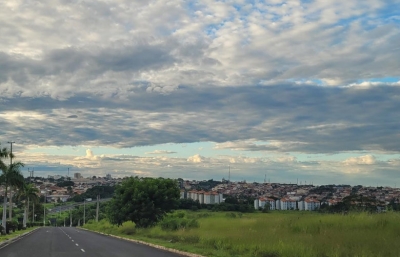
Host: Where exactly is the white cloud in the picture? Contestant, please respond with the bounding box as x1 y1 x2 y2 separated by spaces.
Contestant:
343 155 377 165
145 150 176 155
187 154 206 163
86 149 94 158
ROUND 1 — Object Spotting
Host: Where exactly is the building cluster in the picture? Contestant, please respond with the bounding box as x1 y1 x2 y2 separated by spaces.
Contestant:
180 190 223 204
0 173 119 203
254 197 321 211
180 179 400 211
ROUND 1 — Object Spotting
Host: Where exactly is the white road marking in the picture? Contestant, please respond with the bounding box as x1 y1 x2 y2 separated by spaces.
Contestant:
81 249 85 252
72 240 74 242
76 243 79 246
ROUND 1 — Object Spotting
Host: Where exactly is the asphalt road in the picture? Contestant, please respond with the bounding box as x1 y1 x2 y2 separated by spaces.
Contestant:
0 227 186 257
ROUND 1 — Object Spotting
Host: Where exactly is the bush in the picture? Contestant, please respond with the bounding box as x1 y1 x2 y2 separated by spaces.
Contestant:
17 223 23 230
225 212 237 218
159 217 199 231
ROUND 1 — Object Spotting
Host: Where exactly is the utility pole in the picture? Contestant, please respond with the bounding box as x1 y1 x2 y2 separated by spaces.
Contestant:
96 195 99 222
228 165 230 183
70 208 72 227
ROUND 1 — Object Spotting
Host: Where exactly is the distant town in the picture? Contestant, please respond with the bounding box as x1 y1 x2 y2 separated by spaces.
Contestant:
2 174 399 212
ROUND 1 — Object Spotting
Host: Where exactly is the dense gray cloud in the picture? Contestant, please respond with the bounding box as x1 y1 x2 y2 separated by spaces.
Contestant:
1 84 400 154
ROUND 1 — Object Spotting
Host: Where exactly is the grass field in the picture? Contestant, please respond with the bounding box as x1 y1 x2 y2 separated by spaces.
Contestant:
83 211 400 257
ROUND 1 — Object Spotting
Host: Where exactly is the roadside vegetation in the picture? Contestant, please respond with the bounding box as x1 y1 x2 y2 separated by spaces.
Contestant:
0 226 38 242
0 143 45 238
84 210 400 257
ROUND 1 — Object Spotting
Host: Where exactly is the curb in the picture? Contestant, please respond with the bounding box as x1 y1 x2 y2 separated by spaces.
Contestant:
79 228 207 257
0 227 40 248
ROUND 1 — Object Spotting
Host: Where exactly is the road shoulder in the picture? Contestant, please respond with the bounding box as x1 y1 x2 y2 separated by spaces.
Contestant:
79 227 206 257
0 227 40 249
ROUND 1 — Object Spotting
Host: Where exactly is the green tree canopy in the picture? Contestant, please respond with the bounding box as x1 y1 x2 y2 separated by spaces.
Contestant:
56 180 74 187
107 177 180 228
1 161 24 231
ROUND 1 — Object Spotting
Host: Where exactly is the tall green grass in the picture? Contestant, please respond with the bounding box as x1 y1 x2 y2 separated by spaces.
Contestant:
84 211 400 257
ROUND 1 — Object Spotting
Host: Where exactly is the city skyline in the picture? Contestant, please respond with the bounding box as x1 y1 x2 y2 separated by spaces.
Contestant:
0 1 399 187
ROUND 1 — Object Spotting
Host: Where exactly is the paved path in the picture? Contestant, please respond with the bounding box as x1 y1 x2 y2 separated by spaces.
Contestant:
0 227 185 257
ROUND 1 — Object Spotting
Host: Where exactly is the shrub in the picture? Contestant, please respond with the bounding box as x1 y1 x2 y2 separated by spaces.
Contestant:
225 212 237 218
159 217 199 231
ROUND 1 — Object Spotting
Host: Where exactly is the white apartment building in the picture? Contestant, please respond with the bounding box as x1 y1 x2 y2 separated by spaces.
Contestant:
304 199 320 211
255 197 320 211
182 190 223 205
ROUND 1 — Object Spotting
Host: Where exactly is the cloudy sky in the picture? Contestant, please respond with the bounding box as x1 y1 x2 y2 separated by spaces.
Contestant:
1 0 400 186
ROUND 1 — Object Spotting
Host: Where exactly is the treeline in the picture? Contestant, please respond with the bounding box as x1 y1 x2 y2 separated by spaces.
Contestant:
69 186 115 202
319 194 387 213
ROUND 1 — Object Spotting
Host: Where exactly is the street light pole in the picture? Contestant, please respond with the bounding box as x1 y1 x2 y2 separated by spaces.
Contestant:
7 141 14 165
83 199 86 225
43 205 46 226
70 208 72 227
32 203 35 223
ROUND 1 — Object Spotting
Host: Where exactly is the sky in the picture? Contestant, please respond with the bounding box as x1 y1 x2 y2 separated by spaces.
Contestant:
1 0 400 186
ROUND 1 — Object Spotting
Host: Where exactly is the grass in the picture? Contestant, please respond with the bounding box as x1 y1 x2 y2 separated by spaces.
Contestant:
0 227 39 242
83 211 400 257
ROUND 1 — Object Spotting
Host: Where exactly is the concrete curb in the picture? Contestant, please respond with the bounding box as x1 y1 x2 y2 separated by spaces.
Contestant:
79 228 207 257
0 227 40 248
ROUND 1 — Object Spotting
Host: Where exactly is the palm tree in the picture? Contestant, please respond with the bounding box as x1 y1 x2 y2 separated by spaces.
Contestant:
0 145 11 232
0 145 11 168
17 183 39 228
0 162 24 232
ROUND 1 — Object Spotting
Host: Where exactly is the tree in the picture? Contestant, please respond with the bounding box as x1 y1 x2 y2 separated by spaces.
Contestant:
107 177 180 228
56 180 74 187
0 145 10 233
17 183 39 228
0 161 24 232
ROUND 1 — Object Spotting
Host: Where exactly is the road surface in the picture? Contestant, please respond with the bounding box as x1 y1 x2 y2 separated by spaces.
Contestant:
0 227 186 257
